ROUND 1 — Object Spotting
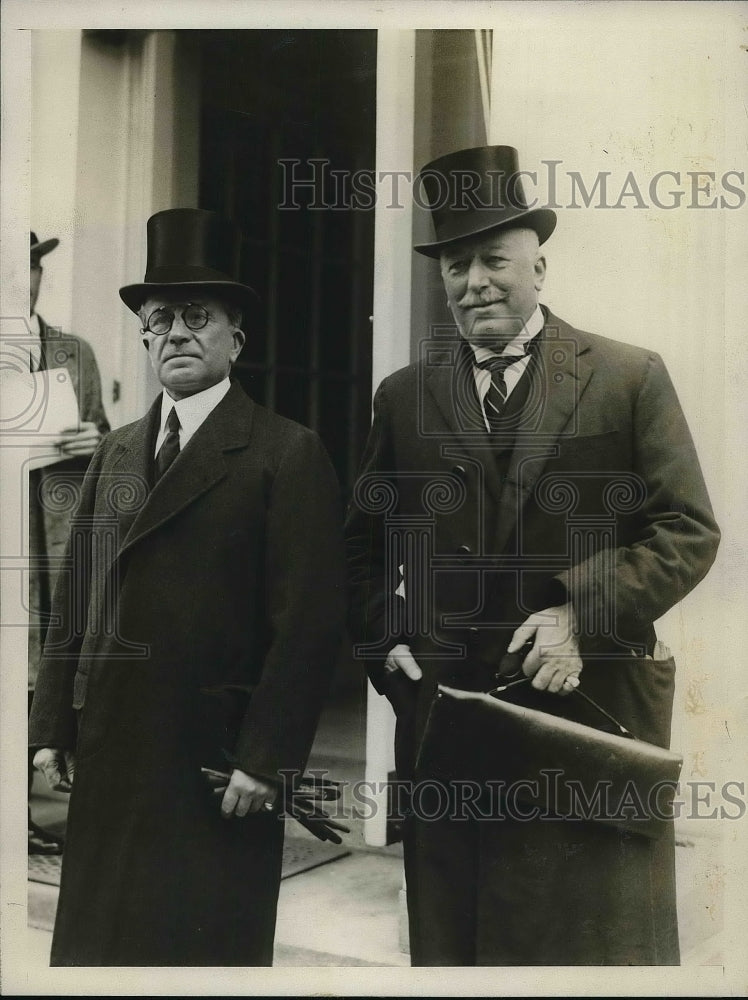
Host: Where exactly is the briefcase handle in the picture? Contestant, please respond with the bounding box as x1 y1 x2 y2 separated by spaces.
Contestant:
488 676 635 740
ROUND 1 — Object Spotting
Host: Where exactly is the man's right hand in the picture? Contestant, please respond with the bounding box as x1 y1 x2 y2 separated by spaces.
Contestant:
384 644 423 681
33 748 75 793
56 421 102 458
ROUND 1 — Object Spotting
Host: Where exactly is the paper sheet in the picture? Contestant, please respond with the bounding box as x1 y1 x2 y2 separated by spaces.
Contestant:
0 366 80 469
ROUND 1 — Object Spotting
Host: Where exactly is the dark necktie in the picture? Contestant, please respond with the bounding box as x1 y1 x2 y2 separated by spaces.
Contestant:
154 407 181 481
475 354 526 432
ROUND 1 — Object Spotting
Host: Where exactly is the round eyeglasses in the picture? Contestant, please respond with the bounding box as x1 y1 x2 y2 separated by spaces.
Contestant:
141 303 210 336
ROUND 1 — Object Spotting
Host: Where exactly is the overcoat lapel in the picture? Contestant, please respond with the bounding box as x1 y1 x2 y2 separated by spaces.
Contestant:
103 396 160 552
38 316 78 397
108 383 254 558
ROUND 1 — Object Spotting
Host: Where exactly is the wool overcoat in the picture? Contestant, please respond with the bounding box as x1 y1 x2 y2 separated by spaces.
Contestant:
30 381 346 965
345 308 720 966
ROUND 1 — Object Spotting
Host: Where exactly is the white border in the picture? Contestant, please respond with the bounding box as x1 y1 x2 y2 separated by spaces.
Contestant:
2 2 747 996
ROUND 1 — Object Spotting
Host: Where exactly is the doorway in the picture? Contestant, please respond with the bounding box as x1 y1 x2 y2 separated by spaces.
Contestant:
197 29 377 786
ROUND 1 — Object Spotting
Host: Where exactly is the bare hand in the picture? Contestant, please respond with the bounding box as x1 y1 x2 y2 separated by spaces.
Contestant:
384 643 423 681
57 421 101 458
507 603 582 695
219 769 277 819
33 747 76 792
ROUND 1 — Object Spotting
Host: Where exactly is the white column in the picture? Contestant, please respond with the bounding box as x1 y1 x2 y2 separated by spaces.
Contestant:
30 31 83 333
71 30 200 429
0 26 32 953
364 28 416 848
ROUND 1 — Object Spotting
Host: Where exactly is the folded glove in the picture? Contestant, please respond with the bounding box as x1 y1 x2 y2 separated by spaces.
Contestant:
200 768 350 844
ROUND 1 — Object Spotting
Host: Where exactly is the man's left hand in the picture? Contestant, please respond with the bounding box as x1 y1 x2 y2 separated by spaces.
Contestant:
507 603 582 695
57 421 102 458
219 769 277 819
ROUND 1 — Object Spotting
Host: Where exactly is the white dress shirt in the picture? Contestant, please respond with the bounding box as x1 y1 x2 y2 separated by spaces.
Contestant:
27 312 43 372
154 376 232 457
469 304 544 431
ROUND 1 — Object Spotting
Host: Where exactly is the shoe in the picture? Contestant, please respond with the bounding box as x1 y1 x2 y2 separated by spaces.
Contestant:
28 821 64 855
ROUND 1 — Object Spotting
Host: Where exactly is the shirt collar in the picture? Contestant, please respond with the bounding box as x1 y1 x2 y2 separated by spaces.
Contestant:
159 376 231 436
469 303 545 365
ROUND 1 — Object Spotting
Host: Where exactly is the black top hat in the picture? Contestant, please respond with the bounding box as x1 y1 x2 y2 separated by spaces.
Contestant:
413 145 557 258
30 231 60 259
119 208 259 316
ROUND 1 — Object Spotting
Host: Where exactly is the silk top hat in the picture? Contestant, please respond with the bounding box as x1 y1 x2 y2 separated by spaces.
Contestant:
414 145 557 258
30 231 59 260
119 208 259 316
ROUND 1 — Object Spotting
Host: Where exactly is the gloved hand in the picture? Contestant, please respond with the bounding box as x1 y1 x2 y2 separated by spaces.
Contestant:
201 769 350 844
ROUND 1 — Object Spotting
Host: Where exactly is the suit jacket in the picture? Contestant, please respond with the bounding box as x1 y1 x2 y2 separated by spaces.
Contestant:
28 380 346 964
36 316 110 436
28 317 110 687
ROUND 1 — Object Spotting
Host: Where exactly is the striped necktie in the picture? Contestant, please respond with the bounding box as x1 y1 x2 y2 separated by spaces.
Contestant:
475 354 526 432
154 407 181 481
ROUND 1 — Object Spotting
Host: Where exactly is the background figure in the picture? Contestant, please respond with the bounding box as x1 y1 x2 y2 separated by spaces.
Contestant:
28 231 110 855
345 146 720 966
29 209 346 965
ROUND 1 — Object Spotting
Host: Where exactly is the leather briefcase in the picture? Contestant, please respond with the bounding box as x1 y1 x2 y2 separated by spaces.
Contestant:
415 676 683 840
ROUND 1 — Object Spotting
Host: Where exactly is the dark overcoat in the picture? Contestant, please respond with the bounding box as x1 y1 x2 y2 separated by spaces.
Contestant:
30 381 346 965
29 318 110 687
345 308 720 966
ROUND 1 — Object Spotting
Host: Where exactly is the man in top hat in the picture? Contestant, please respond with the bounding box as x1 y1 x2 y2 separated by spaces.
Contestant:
28 231 110 855
29 208 346 965
345 146 720 965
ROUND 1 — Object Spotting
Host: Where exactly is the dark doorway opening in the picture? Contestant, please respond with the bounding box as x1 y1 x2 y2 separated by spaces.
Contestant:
198 28 375 495
197 29 377 784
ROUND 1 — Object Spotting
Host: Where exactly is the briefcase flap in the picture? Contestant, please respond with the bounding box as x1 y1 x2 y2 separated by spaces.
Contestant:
415 684 683 840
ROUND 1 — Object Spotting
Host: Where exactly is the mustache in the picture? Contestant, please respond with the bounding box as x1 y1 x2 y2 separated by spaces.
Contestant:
140 337 200 359
459 294 506 308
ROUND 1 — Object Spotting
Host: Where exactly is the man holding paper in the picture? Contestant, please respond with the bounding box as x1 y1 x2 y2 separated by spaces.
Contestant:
27 231 110 855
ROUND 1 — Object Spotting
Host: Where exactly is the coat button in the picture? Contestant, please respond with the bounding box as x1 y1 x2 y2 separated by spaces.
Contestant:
467 626 480 642
457 544 471 555
452 465 467 480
